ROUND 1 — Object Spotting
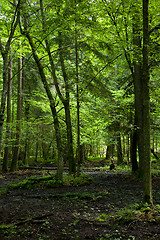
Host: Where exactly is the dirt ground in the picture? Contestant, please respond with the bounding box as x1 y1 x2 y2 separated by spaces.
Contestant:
0 170 160 240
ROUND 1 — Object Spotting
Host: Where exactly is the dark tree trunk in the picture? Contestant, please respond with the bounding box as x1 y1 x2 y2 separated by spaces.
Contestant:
106 145 113 160
2 52 12 172
63 100 75 174
23 98 30 166
130 125 138 172
132 3 143 174
142 0 152 204
117 132 123 165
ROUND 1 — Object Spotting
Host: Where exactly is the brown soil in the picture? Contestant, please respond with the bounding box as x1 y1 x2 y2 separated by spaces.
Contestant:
0 170 160 240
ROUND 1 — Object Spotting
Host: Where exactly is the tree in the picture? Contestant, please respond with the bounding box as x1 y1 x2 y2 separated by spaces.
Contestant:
0 0 22 157
39 0 76 174
141 0 152 204
101 0 153 203
2 51 13 172
21 15 64 180
10 49 23 172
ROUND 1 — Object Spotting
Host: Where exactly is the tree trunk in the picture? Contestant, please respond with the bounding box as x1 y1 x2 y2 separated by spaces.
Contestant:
39 0 75 174
117 131 123 165
64 103 76 174
23 98 30 166
57 31 75 174
106 145 113 160
130 125 138 172
142 0 152 204
34 142 39 163
75 24 81 176
0 0 21 156
11 54 23 171
0 54 8 157
2 52 12 172
24 30 64 180
132 2 143 174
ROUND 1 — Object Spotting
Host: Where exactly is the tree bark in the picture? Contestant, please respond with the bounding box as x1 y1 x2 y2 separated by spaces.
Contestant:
23 28 64 180
142 0 152 204
130 125 138 172
2 52 12 172
11 54 23 171
117 131 123 165
132 1 143 174
58 31 75 173
75 23 81 176
0 0 21 156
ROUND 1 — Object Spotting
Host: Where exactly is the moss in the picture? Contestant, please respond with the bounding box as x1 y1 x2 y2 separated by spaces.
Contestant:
0 187 8 196
9 175 62 189
7 173 92 190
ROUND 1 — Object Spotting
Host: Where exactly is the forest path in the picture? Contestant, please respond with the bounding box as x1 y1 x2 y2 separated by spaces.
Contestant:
0 170 160 239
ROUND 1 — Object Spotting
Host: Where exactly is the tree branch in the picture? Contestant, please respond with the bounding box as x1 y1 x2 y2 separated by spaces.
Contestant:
149 24 160 35
6 0 22 52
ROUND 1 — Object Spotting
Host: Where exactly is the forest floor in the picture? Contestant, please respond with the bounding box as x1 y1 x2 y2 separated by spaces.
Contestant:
0 168 160 239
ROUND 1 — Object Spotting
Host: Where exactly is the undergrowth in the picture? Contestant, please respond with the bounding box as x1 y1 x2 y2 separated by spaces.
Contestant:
97 203 160 224
6 173 93 190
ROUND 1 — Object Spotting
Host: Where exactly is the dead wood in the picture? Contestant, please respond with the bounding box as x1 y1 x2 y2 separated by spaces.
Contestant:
0 213 53 228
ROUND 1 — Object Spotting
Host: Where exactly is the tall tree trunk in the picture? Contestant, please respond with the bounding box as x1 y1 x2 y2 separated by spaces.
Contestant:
58 31 75 174
2 52 12 172
23 98 30 166
39 0 75 174
11 54 23 171
0 54 8 157
142 0 152 204
23 29 64 180
0 0 21 156
132 1 143 173
75 23 81 176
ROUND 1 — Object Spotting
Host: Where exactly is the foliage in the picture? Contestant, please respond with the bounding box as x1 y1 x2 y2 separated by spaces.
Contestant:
63 173 93 186
0 187 8 196
7 173 93 190
8 175 62 189
97 204 160 224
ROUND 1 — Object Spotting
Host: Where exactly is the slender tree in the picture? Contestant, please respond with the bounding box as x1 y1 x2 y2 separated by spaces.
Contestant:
2 51 13 172
10 51 23 171
0 0 22 156
39 0 75 174
142 0 152 204
21 14 64 180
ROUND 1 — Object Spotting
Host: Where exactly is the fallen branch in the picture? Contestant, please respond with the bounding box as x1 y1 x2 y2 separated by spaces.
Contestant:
0 213 53 229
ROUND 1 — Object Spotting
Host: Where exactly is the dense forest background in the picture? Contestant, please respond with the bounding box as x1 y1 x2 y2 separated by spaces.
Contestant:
0 0 160 203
